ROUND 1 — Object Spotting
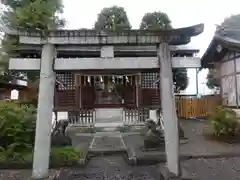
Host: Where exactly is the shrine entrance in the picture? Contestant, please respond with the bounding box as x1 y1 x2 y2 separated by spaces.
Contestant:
79 74 138 126
79 74 137 108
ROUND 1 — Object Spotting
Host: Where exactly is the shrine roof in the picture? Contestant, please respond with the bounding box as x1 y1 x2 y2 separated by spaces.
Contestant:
201 26 240 68
0 82 28 90
1 24 204 46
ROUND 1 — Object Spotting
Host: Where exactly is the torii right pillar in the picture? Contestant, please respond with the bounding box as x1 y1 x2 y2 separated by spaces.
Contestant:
158 42 181 178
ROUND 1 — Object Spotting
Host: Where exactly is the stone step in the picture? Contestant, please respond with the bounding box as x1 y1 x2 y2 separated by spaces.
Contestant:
94 131 122 137
96 127 118 132
94 122 123 128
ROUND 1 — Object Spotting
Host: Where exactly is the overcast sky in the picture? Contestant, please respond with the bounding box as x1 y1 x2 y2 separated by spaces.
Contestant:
63 0 240 94
2 0 239 94
63 0 239 56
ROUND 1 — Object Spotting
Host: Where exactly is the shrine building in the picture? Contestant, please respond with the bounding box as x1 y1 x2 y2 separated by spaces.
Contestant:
201 25 240 108
5 25 204 127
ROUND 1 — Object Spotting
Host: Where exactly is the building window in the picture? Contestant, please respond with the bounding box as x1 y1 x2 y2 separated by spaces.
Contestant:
56 72 75 91
141 72 158 89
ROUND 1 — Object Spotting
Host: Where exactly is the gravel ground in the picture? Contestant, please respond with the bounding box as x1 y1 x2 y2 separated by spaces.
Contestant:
180 120 240 155
3 120 240 179
123 120 240 158
57 155 163 180
182 157 240 180
0 169 60 180
2 157 240 180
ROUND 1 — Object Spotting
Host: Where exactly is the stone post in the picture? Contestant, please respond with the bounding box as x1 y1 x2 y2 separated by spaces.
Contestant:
32 44 56 179
158 43 180 176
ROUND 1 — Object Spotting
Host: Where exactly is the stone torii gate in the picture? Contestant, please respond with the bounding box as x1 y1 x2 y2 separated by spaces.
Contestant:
2 24 204 179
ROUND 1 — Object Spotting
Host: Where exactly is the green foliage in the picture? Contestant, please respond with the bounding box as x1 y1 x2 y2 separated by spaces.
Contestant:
0 0 65 84
139 11 188 92
0 100 36 155
0 147 82 165
1 0 65 30
50 147 83 165
208 106 239 136
172 68 189 93
206 69 220 89
11 1 64 31
17 99 38 108
0 101 82 165
140 11 172 30
94 6 131 31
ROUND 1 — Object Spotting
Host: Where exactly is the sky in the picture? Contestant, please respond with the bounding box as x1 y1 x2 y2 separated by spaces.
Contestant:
62 0 240 95
1 0 239 94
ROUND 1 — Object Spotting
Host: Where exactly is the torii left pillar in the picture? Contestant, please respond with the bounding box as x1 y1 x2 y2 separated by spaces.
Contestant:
32 44 56 179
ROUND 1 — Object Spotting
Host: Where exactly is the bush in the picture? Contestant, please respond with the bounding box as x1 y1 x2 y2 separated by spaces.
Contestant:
17 99 38 108
0 147 82 166
0 100 36 155
50 147 83 165
0 101 82 167
208 106 239 136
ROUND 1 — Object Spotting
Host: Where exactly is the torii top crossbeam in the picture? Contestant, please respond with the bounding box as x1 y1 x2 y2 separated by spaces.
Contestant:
1 24 204 45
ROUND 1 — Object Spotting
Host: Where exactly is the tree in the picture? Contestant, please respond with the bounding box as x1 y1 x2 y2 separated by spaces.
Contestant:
140 11 188 93
140 12 172 30
1 0 65 30
94 6 131 31
0 51 13 83
172 68 188 93
0 0 65 88
206 69 220 89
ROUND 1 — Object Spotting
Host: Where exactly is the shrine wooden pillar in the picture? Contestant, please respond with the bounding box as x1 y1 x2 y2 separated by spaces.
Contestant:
158 43 180 176
74 74 81 109
135 74 140 107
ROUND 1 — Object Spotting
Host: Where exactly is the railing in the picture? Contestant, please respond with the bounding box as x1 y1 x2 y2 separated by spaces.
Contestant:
67 109 96 126
122 108 149 125
53 94 221 127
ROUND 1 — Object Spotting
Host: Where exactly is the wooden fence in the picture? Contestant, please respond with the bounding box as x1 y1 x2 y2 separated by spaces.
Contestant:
175 95 221 119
